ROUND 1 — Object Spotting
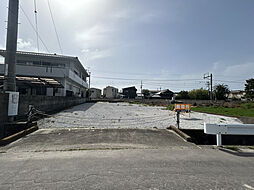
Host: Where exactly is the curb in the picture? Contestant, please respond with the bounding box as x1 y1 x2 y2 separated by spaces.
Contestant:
0 125 38 146
167 125 192 142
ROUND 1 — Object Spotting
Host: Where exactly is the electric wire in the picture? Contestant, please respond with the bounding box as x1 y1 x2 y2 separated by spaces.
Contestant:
47 0 63 54
20 4 50 53
92 76 202 82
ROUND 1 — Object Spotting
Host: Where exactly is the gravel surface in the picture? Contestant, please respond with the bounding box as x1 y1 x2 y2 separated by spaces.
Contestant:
38 102 242 129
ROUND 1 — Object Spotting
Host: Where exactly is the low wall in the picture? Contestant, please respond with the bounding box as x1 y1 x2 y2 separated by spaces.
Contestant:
175 99 226 105
91 98 222 106
18 95 87 116
125 99 225 106
92 98 247 107
0 94 87 122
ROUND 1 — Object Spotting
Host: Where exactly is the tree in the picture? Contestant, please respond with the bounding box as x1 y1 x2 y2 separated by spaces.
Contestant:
245 78 254 100
142 89 150 99
176 91 190 99
214 84 230 100
188 88 210 100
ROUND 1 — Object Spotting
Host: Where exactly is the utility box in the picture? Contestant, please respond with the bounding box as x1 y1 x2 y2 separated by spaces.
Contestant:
7 91 19 116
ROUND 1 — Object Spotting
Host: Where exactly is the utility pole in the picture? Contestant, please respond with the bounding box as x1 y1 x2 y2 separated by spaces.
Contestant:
140 80 143 99
204 73 213 100
88 71 91 100
210 73 213 100
4 0 19 92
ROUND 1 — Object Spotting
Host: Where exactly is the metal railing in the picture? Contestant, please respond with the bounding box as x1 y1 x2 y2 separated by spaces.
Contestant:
204 123 254 146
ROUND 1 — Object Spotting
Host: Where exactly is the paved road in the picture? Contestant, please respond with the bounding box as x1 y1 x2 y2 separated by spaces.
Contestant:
38 102 242 130
1 128 254 189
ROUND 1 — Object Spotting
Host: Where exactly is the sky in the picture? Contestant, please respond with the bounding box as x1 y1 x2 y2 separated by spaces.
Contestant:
0 0 254 92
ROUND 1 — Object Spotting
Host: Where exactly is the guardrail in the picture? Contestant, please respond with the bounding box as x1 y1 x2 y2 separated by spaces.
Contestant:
204 123 254 146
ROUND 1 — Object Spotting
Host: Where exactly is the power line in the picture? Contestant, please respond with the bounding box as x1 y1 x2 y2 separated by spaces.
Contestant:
20 4 50 53
214 80 245 84
47 0 63 54
92 76 202 82
91 69 186 77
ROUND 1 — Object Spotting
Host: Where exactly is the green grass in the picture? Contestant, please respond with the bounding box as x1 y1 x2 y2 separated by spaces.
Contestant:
223 146 240 152
163 104 175 111
192 103 254 118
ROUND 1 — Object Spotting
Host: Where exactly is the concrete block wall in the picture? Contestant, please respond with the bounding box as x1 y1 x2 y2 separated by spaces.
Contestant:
0 94 86 122
18 95 87 116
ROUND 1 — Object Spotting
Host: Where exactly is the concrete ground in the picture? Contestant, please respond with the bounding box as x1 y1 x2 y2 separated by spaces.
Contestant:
38 102 242 130
1 128 254 189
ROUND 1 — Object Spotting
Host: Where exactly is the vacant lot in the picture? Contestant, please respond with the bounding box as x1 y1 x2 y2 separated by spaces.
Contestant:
38 102 242 129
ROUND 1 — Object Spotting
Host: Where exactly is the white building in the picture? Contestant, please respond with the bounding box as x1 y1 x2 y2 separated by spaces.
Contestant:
90 88 101 99
0 50 89 97
228 90 246 100
103 86 118 99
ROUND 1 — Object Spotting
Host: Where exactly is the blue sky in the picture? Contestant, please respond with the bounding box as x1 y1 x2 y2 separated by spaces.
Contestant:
0 0 254 92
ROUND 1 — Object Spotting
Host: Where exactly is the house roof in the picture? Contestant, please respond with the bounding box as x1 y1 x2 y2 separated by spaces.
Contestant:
0 49 78 60
123 86 137 90
104 86 118 89
0 75 63 88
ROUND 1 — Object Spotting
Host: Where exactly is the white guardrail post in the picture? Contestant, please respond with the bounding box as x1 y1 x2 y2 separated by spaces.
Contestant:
204 123 254 146
216 133 222 147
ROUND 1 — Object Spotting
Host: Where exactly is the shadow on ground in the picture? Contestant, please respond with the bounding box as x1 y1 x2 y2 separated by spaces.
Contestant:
62 102 96 113
219 148 254 157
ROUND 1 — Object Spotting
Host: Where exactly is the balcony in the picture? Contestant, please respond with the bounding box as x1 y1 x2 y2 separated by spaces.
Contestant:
68 70 88 88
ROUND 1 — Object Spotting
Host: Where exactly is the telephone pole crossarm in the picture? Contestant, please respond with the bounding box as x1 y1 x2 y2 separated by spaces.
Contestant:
203 73 213 100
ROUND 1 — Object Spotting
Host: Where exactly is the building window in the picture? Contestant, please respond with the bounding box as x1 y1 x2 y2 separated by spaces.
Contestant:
17 60 65 68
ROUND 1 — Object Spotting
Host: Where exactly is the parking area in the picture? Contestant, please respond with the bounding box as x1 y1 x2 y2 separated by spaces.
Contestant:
38 102 242 129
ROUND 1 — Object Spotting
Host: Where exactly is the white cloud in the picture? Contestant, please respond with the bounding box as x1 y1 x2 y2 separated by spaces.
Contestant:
223 62 254 78
82 48 111 61
112 10 132 20
17 38 38 52
0 43 4 49
211 62 254 90
212 61 254 79
75 24 116 47
212 61 220 71
138 12 163 23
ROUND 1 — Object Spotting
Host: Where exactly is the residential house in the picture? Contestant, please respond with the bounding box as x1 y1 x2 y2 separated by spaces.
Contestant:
103 86 118 99
0 50 89 97
228 90 246 100
151 89 174 99
90 88 101 99
122 86 137 99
